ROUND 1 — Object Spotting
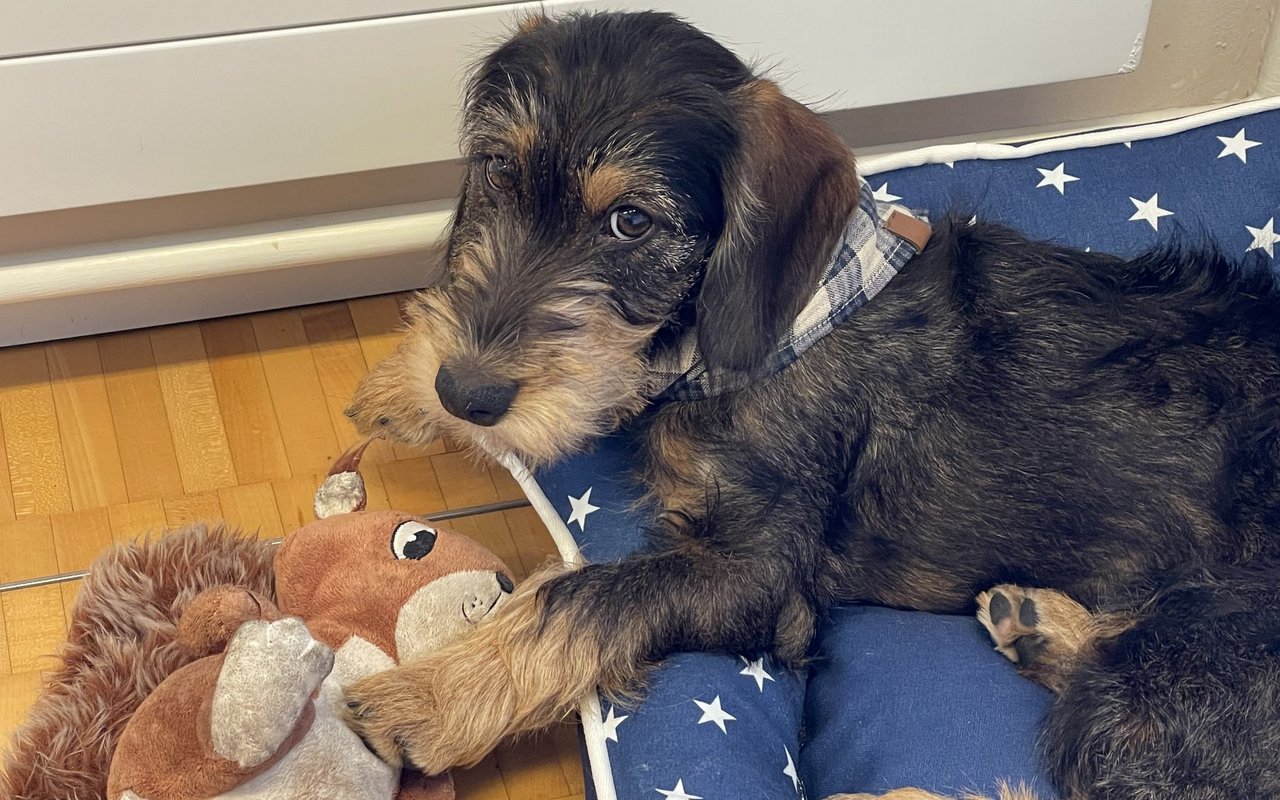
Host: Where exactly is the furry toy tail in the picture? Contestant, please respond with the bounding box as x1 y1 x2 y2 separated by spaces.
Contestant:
1 524 276 800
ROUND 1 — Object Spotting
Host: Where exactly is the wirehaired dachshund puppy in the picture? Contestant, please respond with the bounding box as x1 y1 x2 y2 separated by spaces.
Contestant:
343 11 1280 799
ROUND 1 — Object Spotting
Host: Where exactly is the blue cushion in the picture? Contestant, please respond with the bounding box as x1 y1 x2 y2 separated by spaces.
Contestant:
529 103 1280 800
802 607 1054 799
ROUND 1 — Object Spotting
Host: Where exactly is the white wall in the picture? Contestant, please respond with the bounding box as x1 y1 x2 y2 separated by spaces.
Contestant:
831 0 1278 150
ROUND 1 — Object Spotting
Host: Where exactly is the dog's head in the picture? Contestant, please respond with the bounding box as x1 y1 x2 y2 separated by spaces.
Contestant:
348 11 858 463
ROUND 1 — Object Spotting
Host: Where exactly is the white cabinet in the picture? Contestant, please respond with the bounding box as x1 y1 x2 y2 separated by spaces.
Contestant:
0 1 1154 217
549 0 1154 111
0 2 539 216
0 1 506 57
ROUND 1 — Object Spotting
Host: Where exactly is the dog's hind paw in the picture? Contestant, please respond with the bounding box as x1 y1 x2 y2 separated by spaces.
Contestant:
976 584 1092 694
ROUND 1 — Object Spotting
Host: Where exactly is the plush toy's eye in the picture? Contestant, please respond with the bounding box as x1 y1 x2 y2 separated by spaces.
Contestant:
391 520 437 560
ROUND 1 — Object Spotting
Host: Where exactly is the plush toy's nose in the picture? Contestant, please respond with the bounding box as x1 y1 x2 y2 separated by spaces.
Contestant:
497 572 514 594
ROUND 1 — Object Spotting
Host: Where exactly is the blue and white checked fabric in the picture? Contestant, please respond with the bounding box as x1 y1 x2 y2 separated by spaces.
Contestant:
517 101 1280 800
651 176 925 402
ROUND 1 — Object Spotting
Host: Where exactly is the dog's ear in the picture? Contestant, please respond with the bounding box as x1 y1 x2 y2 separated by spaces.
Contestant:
697 80 859 373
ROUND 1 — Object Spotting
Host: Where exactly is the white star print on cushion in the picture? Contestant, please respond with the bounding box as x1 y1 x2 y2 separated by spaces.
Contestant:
656 780 702 800
1035 163 1079 194
1128 193 1174 231
1247 219 1277 259
693 696 736 734
1217 128 1260 163
566 487 600 531
601 705 628 743
783 746 801 793
739 657 776 692
871 182 901 204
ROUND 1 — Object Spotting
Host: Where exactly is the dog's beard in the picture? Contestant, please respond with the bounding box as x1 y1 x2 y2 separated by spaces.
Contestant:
351 287 661 466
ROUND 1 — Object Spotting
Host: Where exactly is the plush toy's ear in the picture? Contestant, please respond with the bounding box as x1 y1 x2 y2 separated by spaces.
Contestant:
314 438 373 518
696 79 860 373
178 586 280 658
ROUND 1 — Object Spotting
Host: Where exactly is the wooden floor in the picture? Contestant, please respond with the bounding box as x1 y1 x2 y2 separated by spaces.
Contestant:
0 294 584 800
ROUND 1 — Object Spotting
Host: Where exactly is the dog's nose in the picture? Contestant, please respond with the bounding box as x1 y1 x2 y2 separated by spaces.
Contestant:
434 364 517 427
496 572 514 594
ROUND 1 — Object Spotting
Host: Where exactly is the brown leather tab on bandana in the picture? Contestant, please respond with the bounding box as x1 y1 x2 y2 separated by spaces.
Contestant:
884 210 932 251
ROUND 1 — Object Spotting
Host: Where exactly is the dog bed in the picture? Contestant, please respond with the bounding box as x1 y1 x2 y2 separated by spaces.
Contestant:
498 96 1280 800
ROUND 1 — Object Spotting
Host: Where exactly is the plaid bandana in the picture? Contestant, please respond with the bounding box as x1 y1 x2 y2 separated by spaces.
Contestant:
651 177 928 402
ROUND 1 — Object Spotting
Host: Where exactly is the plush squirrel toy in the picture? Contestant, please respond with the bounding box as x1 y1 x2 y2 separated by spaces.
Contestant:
106 441 515 800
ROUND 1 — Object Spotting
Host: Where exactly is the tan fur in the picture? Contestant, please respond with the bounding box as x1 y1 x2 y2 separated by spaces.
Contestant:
516 11 548 35
824 784 1043 800
977 585 1135 695
2 525 276 800
349 286 660 466
509 122 538 163
579 162 632 215
344 563 643 774
644 412 718 519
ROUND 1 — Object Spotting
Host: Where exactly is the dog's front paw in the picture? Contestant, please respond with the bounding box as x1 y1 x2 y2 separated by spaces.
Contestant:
344 666 445 773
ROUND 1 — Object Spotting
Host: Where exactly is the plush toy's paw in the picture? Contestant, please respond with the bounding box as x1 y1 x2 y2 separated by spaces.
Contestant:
214 617 336 768
343 664 446 773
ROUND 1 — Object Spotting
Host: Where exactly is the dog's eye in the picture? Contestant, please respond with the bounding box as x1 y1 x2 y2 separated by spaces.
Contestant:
607 207 653 241
391 520 437 560
485 156 516 191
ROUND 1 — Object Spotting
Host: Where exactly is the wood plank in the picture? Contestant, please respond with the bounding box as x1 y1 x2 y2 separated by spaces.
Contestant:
299 303 380 454
0 606 10 675
45 339 129 510
150 326 239 495
271 473 323 533
0 346 72 516
251 311 342 476
49 508 115 621
502 507 560 581
451 754 512 800
494 732 572 800
98 331 185 501
218 482 285 541
49 508 114 573
0 416 15 522
431 452 500 509
371 457 445 515
489 461 526 503
107 499 170 545
551 723 587 798
449 514 525 583
347 295 406 366
0 517 58 585
0 671 44 750
341 464 393 514
346 295 438 459
201 318 291 484
163 493 223 529
2 587 67 672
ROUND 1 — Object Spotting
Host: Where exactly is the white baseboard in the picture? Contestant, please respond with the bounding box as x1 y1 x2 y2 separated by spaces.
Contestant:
0 200 454 346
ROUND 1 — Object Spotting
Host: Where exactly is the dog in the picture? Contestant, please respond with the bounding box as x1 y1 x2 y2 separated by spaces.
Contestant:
341 11 1280 799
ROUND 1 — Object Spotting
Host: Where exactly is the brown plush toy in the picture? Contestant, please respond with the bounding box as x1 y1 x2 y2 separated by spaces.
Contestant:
105 441 514 800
